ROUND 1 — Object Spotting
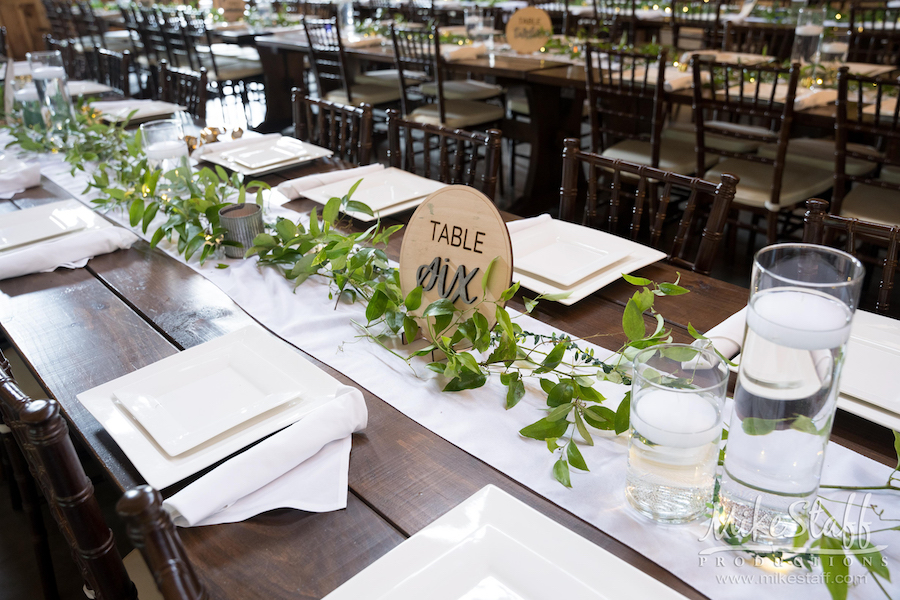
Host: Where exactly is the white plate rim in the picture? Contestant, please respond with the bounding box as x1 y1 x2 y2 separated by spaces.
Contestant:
77 325 342 488
301 167 448 213
0 200 109 253
200 137 334 176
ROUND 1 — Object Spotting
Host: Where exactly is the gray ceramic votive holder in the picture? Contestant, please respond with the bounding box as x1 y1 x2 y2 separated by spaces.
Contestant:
219 203 264 259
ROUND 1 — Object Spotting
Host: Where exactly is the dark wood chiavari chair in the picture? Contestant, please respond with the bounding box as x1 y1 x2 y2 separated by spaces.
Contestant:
385 108 502 201
0 26 7 57
41 0 73 44
292 91 374 164
595 0 636 45
0 352 137 600
300 0 338 18
118 486 208 600
137 5 174 70
44 34 90 81
390 25 504 129
158 60 208 120
848 4 900 68
804 199 900 314
722 21 795 62
71 0 108 50
272 0 303 13
559 138 739 274
671 0 723 51
831 67 900 224
94 46 132 98
302 16 401 107
691 58 835 246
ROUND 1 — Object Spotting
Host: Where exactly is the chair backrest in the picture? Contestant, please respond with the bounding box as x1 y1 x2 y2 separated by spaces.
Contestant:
532 2 570 36
803 198 900 314
584 44 667 165
42 0 74 43
390 25 443 121
302 17 354 101
848 5 900 68
118 486 208 600
293 91 374 164
386 108 502 201
180 9 223 83
93 46 132 98
72 0 107 49
117 5 146 66
0 26 7 57
158 60 208 120
405 0 440 25
137 5 173 67
559 137 738 274
0 353 136 600
44 34 89 80
722 21 795 61
832 67 900 214
273 0 303 13
691 57 799 209
301 0 338 18
158 6 191 70
595 0 636 44
671 0 723 50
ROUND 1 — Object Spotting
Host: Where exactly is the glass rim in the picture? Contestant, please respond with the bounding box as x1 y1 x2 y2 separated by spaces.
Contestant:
139 118 183 131
26 50 62 59
632 342 729 395
753 243 865 290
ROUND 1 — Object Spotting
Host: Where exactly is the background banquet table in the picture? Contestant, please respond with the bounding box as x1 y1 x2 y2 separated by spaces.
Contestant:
0 157 895 598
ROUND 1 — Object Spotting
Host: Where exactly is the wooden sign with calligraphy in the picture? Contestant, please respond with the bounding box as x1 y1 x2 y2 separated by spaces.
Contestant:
214 0 245 22
399 185 513 342
505 7 552 54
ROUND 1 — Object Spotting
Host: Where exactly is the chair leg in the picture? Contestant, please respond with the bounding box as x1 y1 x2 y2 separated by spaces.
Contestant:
1 431 60 600
766 211 778 245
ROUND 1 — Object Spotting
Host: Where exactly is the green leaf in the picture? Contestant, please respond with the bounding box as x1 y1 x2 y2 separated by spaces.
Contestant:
403 315 419 344
443 369 487 392
660 346 700 362
524 297 538 313
539 378 556 395
481 256 497 290
622 298 646 341
688 323 707 340
323 196 341 225
184 234 205 262
614 392 631 435
345 200 374 217
149 227 165 248
742 417 778 436
423 298 456 317
520 417 569 440
534 341 567 374
622 273 652 286
659 282 689 296
567 440 589 470
848 538 890 581
366 290 389 322
553 459 572 487
546 402 573 422
893 430 900 471
574 411 593 446
547 381 574 407
253 233 279 249
495 305 514 338
499 281 520 302
790 415 820 436
215 263 229 269
583 405 616 430
141 201 159 233
504 372 525 409
820 536 849 600
405 286 423 311
128 198 144 227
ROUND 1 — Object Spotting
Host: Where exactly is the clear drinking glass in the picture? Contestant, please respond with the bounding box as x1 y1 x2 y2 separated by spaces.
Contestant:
813 27 850 87
625 343 729 524
465 6 484 38
718 244 864 545
25 50 73 133
141 119 188 174
791 7 825 65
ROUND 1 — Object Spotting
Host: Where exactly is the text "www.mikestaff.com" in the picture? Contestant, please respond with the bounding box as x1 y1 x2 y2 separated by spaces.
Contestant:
715 573 869 585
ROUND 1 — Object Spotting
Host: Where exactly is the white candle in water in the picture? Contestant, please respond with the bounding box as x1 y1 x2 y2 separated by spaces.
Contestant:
747 288 852 351
31 66 66 80
821 42 849 54
632 389 720 448
795 24 824 36
145 140 189 161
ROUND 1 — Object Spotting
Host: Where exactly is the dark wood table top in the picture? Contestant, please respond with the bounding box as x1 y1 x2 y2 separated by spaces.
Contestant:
0 158 894 599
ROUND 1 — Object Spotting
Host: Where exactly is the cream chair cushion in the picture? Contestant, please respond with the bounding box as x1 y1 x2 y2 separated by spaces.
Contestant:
880 166 900 186
208 59 264 82
704 158 834 211
409 99 505 129
602 138 719 175
841 184 900 226
325 83 402 106
663 120 777 154
124 550 164 600
508 94 590 117
420 79 503 101
356 68 425 86
756 138 879 176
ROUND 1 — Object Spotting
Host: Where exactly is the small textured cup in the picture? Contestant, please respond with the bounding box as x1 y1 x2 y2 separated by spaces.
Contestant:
219 203 264 259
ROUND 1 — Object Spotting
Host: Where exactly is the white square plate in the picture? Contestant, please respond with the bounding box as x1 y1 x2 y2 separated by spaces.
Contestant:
513 219 630 288
510 219 666 305
840 311 900 419
78 326 342 489
302 167 448 221
323 485 687 600
200 136 333 177
0 200 99 252
92 100 187 123
112 341 302 457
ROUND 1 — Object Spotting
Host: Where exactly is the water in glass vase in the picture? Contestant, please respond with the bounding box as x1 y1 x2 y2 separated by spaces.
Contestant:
32 66 72 123
626 389 723 523
719 287 852 544
145 140 189 173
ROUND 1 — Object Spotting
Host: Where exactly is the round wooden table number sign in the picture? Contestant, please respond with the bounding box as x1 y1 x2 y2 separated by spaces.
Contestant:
399 185 513 343
505 7 553 54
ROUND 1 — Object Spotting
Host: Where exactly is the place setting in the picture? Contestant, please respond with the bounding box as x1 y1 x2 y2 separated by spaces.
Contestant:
192 133 334 176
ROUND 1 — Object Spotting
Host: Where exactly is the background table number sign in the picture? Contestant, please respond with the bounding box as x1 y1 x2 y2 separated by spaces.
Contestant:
214 0 246 22
505 7 553 54
399 185 513 342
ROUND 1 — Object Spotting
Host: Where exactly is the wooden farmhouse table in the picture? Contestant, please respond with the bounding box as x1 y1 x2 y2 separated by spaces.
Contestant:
0 155 895 599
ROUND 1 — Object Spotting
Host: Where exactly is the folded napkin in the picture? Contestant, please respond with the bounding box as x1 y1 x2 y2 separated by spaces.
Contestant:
0 226 139 281
795 88 837 111
696 306 747 360
276 163 385 200
0 159 41 199
163 385 368 527
441 43 485 62
191 133 281 159
506 213 552 234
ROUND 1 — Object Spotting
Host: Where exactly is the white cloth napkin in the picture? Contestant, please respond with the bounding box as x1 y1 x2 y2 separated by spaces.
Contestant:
190 133 281 159
795 88 838 111
0 227 139 281
441 43 485 62
0 160 41 199
696 306 747 360
506 213 552 234
163 385 368 527
276 163 385 200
